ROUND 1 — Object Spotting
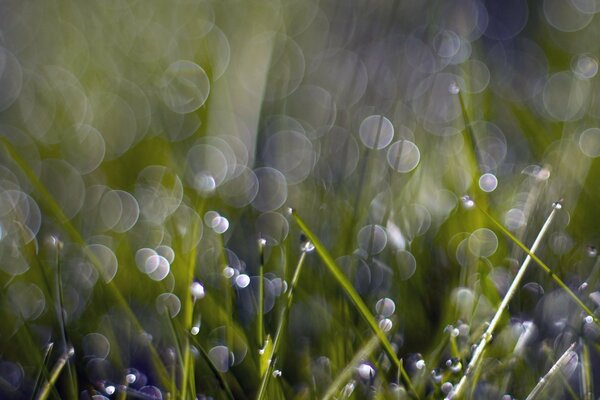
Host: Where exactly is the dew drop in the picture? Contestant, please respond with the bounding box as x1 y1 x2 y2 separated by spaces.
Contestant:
357 363 375 379
448 81 460 94
190 281 205 300
460 195 475 209
300 234 315 252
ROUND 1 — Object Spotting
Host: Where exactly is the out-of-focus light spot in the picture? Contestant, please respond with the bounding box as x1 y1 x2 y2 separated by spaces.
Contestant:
478 173 498 192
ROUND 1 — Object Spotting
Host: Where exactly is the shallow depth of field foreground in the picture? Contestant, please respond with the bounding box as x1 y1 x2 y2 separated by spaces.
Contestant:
2 0 600 399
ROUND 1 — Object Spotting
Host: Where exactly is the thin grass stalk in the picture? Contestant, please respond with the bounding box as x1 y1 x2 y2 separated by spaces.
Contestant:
476 203 600 326
256 250 307 400
31 342 54 400
180 203 203 400
290 209 419 399
525 343 577 400
258 238 266 352
35 346 75 400
449 201 560 399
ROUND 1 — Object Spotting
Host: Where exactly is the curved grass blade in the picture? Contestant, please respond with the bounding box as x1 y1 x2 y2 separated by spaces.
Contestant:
290 209 419 399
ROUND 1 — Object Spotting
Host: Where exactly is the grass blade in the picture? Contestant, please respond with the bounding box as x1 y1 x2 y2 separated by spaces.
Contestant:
256 249 307 400
258 238 266 352
35 346 75 400
450 201 560 399
476 202 600 326
290 209 419 399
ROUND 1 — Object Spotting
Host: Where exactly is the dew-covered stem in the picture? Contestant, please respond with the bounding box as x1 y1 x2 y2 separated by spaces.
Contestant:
258 238 266 353
450 202 560 399
477 202 600 326
256 248 307 400
290 209 419 399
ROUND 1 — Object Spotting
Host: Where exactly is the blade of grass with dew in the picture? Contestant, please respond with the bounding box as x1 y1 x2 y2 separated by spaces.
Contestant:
35 346 75 400
525 343 578 400
179 199 204 400
322 334 380 400
256 250 307 400
258 238 266 354
476 202 600 326
0 136 174 391
290 209 419 399
449 200 560 399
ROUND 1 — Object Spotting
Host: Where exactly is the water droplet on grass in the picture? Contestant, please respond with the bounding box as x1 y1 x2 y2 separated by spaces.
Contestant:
460 195 475 209
448 81 460 94
357 363 375 379
190 281 205 300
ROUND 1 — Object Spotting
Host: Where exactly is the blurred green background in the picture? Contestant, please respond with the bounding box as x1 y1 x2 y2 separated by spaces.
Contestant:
0 0 600 399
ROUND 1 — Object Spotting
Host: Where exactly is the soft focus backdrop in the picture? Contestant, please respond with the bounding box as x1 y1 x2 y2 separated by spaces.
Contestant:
1 0 600 399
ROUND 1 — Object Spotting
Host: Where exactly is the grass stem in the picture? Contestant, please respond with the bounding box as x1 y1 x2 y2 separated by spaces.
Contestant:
450 201 560 399
291 209 419 399
35 346 75 400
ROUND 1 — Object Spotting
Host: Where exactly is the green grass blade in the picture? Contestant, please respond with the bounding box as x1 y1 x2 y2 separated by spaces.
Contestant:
476 203 600 326
35 346 75 400
290 210 419 399
256 250 307 400
258 239 266 352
